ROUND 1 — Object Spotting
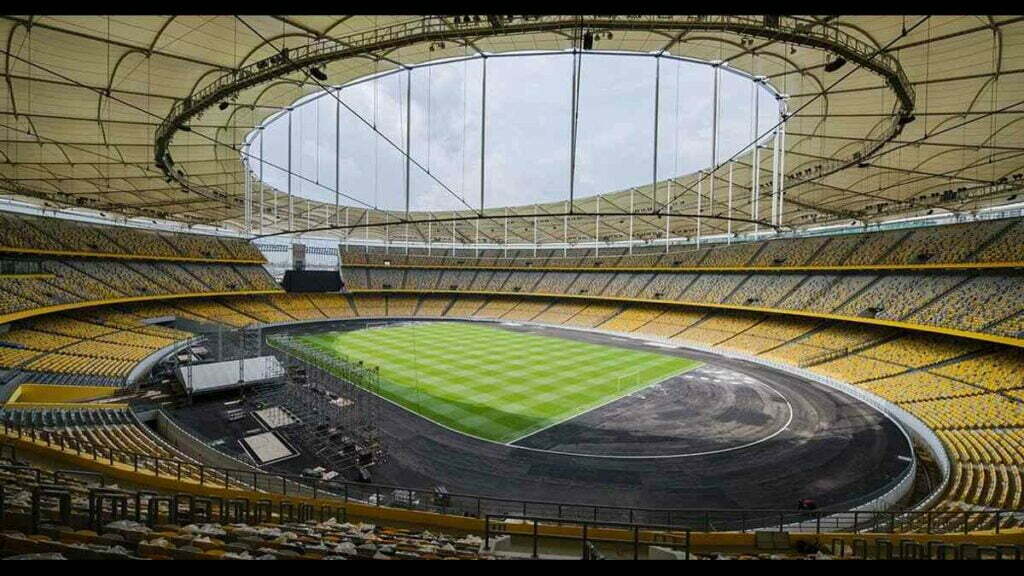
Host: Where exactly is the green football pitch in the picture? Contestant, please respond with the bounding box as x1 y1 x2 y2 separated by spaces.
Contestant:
296 322 701 444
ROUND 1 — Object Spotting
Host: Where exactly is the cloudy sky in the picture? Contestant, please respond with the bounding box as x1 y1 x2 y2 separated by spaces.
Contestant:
248 52 779 213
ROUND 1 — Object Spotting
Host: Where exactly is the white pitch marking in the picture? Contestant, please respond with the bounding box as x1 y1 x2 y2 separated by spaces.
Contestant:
324 319 796 460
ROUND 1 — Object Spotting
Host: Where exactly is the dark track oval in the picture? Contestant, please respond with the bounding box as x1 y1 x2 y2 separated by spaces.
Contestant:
259 318 914 513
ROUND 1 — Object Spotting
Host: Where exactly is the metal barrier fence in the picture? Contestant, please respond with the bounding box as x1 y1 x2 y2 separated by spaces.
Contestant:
484 514 691 560
0 463 345 534
1 428 1019 535
3 465 1020 560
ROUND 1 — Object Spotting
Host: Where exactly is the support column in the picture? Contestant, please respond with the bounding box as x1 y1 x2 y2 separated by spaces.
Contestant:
258 130 264 235
771 127 780 228
727 162 733 244
405 69 412 217
629 189 634 255
665 180 672 254
696 173 703 249
288 110 294 232
751 79 760 236
595 196 600 257
477 56 487 259
779 118 786 228
569 49 579 210
480 55 487 213
652 56 661 209
336 91 341 227
244 165 251 234
709 64 719 225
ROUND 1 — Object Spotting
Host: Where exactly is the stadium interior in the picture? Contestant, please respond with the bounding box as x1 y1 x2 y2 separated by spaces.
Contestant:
0 13 1023 560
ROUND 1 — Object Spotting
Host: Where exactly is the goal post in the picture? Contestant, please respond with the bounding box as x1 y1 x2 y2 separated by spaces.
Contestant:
616 369 642 396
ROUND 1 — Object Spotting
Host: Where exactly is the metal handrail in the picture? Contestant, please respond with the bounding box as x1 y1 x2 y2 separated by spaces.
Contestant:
484 513 692 559
3 416 1019 534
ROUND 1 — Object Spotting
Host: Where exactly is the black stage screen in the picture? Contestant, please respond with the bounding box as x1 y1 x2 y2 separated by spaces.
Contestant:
282 270 342 292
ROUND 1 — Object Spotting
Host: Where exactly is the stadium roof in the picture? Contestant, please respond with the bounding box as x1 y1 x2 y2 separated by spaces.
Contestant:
1 15 1022 245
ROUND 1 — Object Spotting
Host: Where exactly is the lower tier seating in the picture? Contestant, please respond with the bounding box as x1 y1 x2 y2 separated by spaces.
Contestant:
1 308 196 385
3 291 1022 532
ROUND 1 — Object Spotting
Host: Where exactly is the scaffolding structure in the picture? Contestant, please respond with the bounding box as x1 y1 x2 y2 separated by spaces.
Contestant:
256 334 385 473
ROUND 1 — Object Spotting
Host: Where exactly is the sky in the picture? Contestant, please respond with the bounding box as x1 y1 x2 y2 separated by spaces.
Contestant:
245 52 780 213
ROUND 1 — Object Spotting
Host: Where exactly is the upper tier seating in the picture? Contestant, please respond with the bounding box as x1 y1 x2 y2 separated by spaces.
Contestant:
340 217 1024 269
344 267 1024 340
1 257 280 320
0 211 264 262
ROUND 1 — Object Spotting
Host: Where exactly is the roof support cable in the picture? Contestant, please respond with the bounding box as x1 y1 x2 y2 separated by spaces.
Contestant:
460 51 468 207
568 42 583 215
233 16 472 217
652 55 661 214
667 57 680 253
427 60 432 177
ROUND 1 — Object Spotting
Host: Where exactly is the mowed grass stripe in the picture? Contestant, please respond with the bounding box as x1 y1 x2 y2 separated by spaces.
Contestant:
303 324 687 439
299 322 701 443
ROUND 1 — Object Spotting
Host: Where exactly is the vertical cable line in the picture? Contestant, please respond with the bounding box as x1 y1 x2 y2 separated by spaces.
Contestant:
479 54 487 216
404 69 411 217
335 87 341 227
427 62 432 177
709 63 719 229
288 102 293 231
460 51 468 206
751 53 760 236
103 18 110 200
568 37 584 214
667 59 680 252
652 56 661 212
373 59 380 213
232 16 472 217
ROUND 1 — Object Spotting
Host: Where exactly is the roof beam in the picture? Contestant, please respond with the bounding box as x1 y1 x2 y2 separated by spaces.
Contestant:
0 16 232 71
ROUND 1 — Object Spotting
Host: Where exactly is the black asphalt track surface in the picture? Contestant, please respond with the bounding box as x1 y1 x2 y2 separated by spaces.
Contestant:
171 317 913 526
